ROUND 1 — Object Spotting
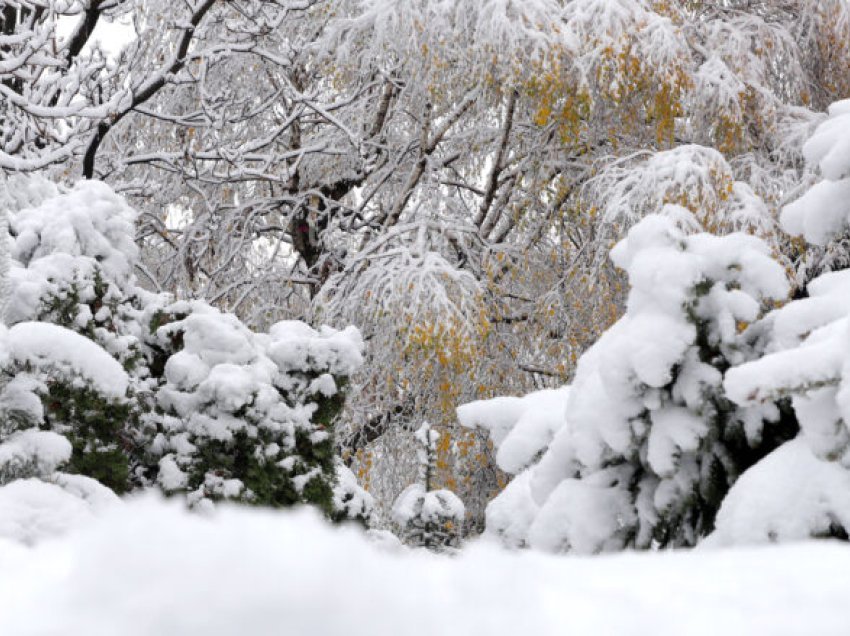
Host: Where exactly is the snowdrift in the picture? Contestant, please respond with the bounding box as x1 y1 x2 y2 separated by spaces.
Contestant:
0 495 849 635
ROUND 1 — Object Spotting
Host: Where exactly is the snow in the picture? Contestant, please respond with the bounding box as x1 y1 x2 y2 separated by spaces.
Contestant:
7 322 129 398
457 386 570 474
267 321 365 378
803 99 850 181
392 484 465 526
781 99 850 245
0 430 71 479
1 495 850 635
707 438 850 546
528 473 635 554
0 476 119 545
481 470 539 548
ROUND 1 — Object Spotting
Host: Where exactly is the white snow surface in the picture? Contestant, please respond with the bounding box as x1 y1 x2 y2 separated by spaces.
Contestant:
0 495 849 635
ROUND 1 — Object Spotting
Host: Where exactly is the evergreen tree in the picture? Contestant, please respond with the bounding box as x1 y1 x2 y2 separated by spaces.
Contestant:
2 176 368 517
141 303 364 513
719 99 850 543
330 459 375 527
464 208 798 552
392 423 465 551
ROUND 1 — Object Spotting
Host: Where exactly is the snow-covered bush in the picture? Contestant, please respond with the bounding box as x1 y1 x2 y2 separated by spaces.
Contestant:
392 423 464 550
7 179 150 373
0 321 134 493
331 460 375 526
1 176 369 518
2 178 158 493
463 208 796 552
0 323 123 543
142 303 364 512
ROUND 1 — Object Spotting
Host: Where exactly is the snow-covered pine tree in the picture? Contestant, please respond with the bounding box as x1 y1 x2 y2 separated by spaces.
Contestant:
717 99 850 543
465 207 796 553
1 177 140 493
392 423 465 551
4 178 148 489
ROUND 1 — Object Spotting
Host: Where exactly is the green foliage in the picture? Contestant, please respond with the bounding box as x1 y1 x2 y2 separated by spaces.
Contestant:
40 378 133 493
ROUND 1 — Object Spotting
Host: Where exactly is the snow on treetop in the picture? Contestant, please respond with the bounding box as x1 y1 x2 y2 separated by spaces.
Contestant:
7 177 141 326
159 305 258 368
266 321 364 377
6 322 129 398
782 99 850 245
391 484 465 527
10 179 137 284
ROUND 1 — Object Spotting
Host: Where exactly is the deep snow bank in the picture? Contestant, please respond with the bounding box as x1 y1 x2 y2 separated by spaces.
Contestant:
0 496 848 635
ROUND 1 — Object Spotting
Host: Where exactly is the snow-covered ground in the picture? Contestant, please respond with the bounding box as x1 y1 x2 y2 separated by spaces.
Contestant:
0 495 847 635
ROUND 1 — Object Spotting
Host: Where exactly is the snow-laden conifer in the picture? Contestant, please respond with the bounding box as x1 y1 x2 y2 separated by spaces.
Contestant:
143 305 364 512
0 176 369 519
392 423 465 551
462 207 795 551
717 99 850 542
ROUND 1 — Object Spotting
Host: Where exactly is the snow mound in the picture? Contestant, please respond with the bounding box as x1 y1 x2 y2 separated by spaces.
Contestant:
1 496 850 635
0 476 119 545
707 438 850 546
